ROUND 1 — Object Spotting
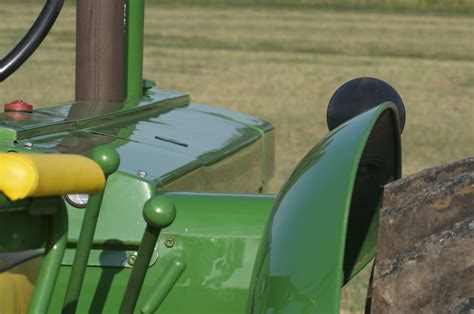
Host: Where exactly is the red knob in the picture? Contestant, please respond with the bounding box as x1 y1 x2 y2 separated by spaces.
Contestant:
4 99 33 113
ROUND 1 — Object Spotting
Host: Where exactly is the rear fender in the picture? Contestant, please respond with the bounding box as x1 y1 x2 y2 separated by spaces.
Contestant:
250 103 401 313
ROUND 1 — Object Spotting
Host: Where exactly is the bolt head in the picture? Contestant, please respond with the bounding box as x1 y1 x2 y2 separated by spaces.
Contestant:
143 196 176 229
90 145 120 175
127 253 137 266
164 238 175 248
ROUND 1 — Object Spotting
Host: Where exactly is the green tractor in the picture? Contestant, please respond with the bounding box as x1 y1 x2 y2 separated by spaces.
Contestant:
0 1 472 313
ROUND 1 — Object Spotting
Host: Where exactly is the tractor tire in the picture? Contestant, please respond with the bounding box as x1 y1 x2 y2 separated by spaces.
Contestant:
369 157 474 313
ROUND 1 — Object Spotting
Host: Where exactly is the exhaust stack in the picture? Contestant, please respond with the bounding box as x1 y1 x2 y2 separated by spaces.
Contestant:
75 0 125 102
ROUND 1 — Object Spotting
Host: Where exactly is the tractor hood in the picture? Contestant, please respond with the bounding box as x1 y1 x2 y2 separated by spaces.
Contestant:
0 88 274 192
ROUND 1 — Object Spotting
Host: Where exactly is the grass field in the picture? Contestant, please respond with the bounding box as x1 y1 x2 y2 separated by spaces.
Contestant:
1 2 473 313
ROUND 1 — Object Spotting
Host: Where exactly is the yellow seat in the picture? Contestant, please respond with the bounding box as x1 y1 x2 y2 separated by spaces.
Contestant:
0 256 42 314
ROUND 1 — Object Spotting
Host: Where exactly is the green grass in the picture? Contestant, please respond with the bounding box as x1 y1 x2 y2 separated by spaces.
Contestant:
154 0 474 15
5 0 474 14
1 2 473 313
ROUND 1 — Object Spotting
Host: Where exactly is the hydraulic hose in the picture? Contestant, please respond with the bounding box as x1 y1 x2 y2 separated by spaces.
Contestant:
0 0 64 82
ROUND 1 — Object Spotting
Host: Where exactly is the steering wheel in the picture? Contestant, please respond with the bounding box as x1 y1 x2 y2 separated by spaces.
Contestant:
0 0 64 82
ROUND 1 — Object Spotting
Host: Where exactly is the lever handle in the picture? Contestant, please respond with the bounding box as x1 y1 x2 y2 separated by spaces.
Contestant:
119 196 176 314
62 146 120 313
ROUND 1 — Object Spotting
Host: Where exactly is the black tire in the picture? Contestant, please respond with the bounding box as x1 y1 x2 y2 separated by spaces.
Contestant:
369 157 474 313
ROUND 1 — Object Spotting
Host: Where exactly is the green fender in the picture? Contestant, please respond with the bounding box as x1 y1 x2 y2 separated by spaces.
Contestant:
250 103 402 313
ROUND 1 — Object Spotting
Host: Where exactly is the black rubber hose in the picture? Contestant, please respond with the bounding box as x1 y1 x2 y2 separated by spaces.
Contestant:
0 0 64 82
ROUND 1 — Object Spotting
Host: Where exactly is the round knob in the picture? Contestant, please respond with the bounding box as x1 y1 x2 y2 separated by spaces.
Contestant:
4 99 33 113
327 77 406 133
143 196 176 229
90 145 120 176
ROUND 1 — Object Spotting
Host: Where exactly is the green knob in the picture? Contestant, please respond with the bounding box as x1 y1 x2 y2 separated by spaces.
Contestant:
143 196 176 229
90 145 120 176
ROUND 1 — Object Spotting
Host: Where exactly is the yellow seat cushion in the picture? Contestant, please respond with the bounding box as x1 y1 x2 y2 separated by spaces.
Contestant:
0 256 42 314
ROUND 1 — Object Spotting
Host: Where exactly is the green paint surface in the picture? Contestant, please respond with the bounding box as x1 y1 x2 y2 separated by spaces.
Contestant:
250 103 401 313
48 193 275 313
124 0 145 102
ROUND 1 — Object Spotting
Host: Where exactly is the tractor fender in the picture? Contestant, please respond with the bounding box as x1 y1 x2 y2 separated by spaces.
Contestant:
249 103 401 313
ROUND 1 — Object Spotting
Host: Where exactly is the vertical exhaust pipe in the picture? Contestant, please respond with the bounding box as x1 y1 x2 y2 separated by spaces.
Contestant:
76 0 125 102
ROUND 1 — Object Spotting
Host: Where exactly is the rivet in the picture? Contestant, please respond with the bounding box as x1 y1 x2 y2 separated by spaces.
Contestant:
137 170 147 178
127 253 137 266
164 238 175 248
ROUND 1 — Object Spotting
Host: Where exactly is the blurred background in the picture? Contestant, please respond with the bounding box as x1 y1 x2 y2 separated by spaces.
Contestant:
1 0 473 312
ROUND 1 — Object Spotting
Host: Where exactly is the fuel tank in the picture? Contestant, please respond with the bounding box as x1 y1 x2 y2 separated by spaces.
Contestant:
0 87 275 193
